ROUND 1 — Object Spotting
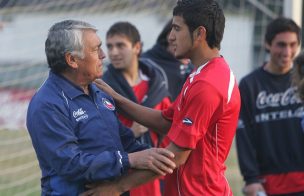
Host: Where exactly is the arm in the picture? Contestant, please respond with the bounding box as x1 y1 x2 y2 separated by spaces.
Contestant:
118 121 176 176
94 79 171 134
27 104 130 181
82 80 222 195
81 142 191 196
130 121 148 138
119 142 191 191
28 102 175 183
236 80 263 191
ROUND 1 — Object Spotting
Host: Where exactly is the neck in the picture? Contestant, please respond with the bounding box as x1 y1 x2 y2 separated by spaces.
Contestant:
122 61 140 87
61 71 90 95
264 61 292 75
191 47 220 68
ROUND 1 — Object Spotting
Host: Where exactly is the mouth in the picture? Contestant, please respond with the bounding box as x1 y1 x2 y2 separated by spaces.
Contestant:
111 60 123 67
172 45 177 51
111 59 121 63
281 57 291 63
98 62 103 68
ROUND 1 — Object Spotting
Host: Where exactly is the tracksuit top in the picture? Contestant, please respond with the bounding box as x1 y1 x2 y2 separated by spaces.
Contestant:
26 71 147 195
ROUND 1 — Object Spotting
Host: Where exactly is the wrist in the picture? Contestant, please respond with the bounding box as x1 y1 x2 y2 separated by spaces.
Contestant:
128 152 137 168
113 91 123 104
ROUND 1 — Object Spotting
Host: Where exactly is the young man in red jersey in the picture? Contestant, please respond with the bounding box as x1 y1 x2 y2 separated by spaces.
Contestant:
82 0 240 195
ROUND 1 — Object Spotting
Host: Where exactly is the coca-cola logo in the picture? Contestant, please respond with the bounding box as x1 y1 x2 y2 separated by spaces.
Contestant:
256 87 301 109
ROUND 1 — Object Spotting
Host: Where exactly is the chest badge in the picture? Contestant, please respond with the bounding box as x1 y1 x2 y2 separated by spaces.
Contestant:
102 98 115 111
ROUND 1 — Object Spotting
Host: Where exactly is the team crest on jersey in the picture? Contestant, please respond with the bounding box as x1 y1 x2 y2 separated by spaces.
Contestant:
182 117 193 126
102 98 115 111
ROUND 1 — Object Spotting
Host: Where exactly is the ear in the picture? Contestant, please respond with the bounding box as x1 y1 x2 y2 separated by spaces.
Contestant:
65 53 78 69
194 26 206 41
134 41 142 55
265 42 271 51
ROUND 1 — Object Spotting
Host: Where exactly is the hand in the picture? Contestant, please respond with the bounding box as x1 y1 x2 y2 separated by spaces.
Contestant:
80 182 121 196
131 122 148 138
180 58 190 65
128 148 176 176
94 79 117 98
243 183 265 196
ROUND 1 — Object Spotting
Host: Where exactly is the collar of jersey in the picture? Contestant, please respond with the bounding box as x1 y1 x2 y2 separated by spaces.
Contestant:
49 71 97 100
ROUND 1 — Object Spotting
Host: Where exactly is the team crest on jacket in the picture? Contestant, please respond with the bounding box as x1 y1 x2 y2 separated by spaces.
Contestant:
182 117 193 126
102 98 115 111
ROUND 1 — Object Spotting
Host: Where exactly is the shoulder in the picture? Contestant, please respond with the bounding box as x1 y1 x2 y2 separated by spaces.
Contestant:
190 58 239 101
139 58 166 77
28 82 64 116
195 58 232 89
139 57 158 69
102 64 118 83
240 67 263 84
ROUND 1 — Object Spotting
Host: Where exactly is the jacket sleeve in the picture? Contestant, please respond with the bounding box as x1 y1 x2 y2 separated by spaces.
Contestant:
118 120 149 153
27 103 130 182
236 79 261 185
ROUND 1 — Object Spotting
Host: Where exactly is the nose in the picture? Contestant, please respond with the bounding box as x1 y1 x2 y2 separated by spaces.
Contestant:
99 48 106 59
168 29 175 42
284 46 293 57
108 46 119 57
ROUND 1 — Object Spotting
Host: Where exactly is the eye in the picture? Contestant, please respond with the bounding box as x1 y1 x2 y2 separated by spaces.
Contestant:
117 43 125 49
277 42 286 48
290 42 298 49
106 44 112 50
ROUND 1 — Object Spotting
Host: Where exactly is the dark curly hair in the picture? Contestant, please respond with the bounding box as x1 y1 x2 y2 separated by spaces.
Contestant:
173 0 225 49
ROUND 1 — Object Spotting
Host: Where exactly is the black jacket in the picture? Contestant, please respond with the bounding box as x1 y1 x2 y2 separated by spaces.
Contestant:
142 43 193 100
102 58 171 148
103 58 170 108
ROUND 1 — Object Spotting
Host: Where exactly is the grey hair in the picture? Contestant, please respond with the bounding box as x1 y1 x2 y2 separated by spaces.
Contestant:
45 20 97 73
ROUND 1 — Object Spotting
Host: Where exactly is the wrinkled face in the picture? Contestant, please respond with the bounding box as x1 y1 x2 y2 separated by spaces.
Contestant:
76 30 105 81
168 16 193 59
106 34 141 70
266 31 299 69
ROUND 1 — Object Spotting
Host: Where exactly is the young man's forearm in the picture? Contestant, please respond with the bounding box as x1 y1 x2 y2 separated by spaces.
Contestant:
94 79 172 134
117 169 160 193
114 92 171 134
118 142 192 193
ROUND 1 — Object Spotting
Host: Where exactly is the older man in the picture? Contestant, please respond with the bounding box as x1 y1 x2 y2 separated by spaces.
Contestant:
26 20 175 195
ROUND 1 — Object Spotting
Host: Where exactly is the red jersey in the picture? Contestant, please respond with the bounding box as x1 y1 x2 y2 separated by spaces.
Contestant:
162 57 240 195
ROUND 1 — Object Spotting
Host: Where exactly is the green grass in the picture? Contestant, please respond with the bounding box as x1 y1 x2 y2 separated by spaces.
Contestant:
0 130 243 195
0 129 40 196
226 140 244 196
